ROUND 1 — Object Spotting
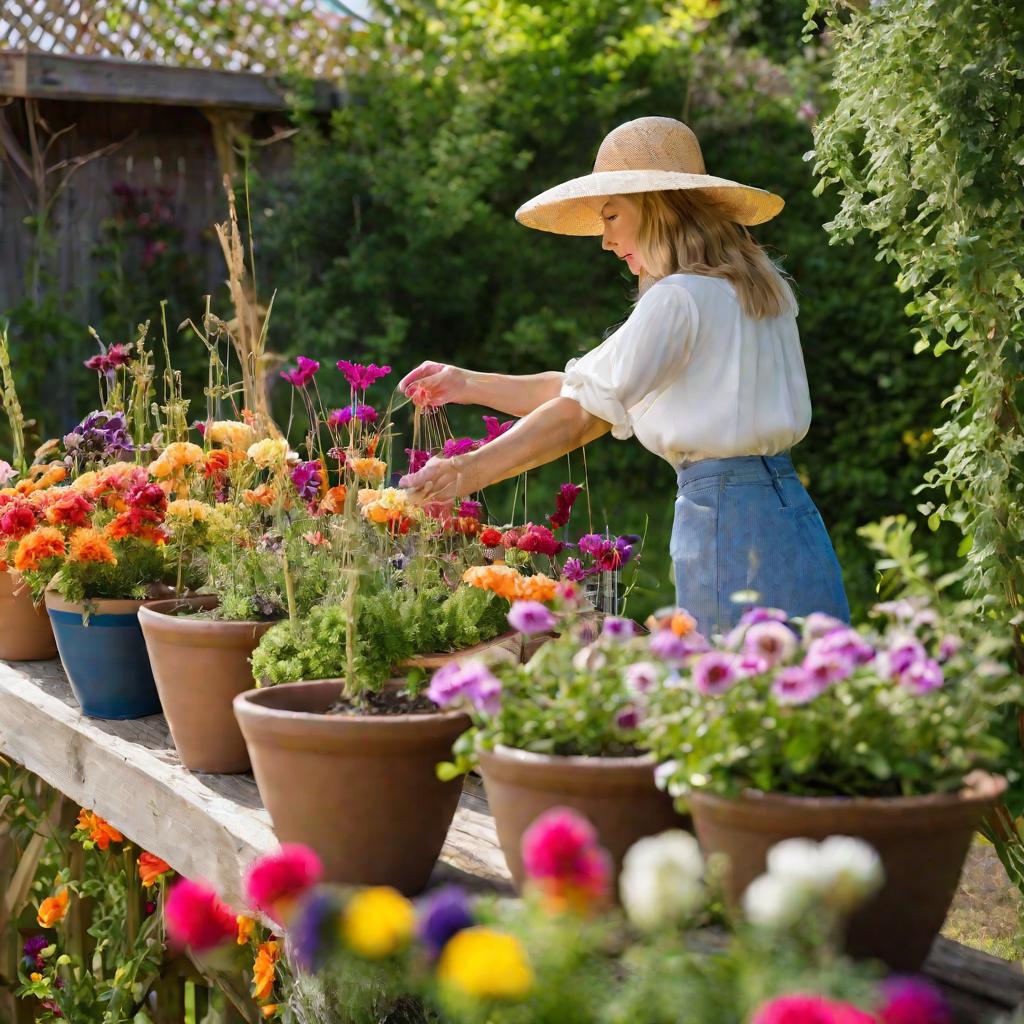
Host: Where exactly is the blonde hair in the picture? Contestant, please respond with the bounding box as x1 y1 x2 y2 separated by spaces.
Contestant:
632 191 796 320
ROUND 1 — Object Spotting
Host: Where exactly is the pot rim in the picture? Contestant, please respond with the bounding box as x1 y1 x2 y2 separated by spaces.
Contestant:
483 743 656 770
44 592 149 616
138 597 279 632
689 771 1008 811
234 678 471 728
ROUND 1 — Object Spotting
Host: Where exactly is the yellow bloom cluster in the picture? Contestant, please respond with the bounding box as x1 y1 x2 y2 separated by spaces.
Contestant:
207 420 256 453
165 499 211 524
438 927 534 999
350 457 387 482
342 887 415 959
360 487 410 525
149 442 205 479
206 504 246 543
247 438 289 470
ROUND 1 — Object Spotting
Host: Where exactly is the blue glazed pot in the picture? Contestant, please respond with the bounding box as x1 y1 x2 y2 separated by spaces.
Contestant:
44 593 161 719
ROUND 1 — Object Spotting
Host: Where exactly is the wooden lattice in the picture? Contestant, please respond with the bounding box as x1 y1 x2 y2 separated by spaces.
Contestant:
0 0 352 77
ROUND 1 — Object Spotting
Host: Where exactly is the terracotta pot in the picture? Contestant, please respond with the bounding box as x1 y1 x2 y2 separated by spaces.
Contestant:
478 745 687 890
398 631 522 671
234 679 470 894
45 593 160 719
689 772 1008 971
138 597 276 773
0 573 57 661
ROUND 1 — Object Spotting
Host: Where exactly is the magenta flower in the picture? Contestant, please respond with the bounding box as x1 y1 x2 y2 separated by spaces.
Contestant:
738 607 789 627
355 403 377 423
616 704 641 730
426 661 503 713
577 534 604 556
517 524 563 556
507 601 556 635
743 621 798 668
802 645 854 688
813 627 875 666
752 993 874 1024
602 617 635 641
328 447 346 463
336 360 391 391
290 461 322 503
885 637 927 678
245 844 323 924
426 663 467 707
280 356 320 388
693 652 738 695
650 629 707 665
442 437 475 458
164 880 236 953
477 415 515 446
937 635 962 662
803 611 846 641
406 448 430 474
521 808 611 907
106 343 131 367
772 666 823 705
327 407 353 429
899 657 944 694
877 976 951 1024
561 557 588 582
548 482 583 529
457 499 482 520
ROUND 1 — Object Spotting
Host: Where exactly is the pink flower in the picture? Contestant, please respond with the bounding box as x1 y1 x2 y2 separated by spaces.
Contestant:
337 360 391 391
457 499 482 520
814 628 875 666
355 404 377 423
693 652 738 695
650 629 707 665
802 647 854 688
899 658 944 694
406 448 430 474
548 483 583 529
771 666 822 705
280 356 320 388
164 879 237 952
744 621 798 668
877 976 951 1024
739 607 789 627
521 808 611 909
796 101 819 123
244 844 323 924
615 704 641 730
885 637 927 678
517 524 563 557
477 416 515 446
426 661 503 714
561 557 589 582
442 437 475 458
0 461 17 486
803 612 846 641
937 635 962 662
602 617 634 641
106 343 132 368
625 661 659 694
507 601 556 635
328 407 353 429
753 994 874 1024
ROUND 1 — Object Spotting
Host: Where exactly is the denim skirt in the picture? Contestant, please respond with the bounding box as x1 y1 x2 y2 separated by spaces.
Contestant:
671 453 850 637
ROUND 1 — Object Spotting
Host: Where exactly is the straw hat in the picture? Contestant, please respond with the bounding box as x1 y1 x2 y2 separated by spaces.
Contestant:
515 116 784 235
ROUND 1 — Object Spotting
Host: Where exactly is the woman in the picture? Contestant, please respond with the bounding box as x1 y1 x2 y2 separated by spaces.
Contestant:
398 116 850 634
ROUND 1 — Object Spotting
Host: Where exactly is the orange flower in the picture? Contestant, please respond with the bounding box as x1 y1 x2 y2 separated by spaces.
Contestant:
350 457 387 482
45 491 94 527
138 851 172 888
260 1006 278 1019
37 888 69 928
302 530 329 547
19 464 68 494
13 527 66 573
236 914 256 945
253 939 279 1002
149 442 205 479
69 528 117 565
203 449 236 479
243 484 276 506
318 484 347 514
76 809 124 850
462 564 557 603
106 511 167 545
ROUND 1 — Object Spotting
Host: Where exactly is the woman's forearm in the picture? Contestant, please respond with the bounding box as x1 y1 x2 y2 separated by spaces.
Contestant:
463 371 565 417
457 396 610 490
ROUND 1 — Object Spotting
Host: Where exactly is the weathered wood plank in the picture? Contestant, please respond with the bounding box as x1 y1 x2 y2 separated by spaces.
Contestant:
924 935 1024 1010
0 51 340 111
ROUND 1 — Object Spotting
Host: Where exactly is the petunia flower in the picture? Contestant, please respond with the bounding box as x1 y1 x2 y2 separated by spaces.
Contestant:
289 888 342 973
507 601 556 635
771 666 822 705
693 652 739 696
899 657 944 694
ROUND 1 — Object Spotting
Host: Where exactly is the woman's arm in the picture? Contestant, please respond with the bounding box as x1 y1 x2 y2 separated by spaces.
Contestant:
399 396 610 503
398 361 564 417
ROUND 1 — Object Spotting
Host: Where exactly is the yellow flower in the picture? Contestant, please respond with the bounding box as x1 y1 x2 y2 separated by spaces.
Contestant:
350 457 387 482
341 887 415 958
438 927 533 1000
207 420 256 453
206 504 245 543
237 914 256 945
69 470 98 494
252 939 279 1002
247 438 289 470
30 972 42 982
149 442 205 479
356 488 380 506
166 499 210 523
375 487 408 511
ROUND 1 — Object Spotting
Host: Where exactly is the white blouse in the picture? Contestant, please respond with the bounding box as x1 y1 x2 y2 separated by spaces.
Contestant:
560 273 811 469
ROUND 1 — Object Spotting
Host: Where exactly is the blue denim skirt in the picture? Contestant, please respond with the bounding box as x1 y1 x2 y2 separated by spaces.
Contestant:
671 453 850 636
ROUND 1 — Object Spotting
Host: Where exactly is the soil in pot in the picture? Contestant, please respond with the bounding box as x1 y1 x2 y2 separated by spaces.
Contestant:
138 596 277 773
45 593 161 719
234 679 470 894
478 745 688 891
0 573 57 661
689 772 1007 972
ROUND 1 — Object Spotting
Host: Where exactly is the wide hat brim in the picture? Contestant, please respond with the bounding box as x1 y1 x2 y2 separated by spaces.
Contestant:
515 170 785 235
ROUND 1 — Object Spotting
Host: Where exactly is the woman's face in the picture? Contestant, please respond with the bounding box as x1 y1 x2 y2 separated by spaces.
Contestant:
600 195 643 276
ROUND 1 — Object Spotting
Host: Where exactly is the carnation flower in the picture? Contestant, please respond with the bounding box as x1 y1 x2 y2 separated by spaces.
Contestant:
0 501 39 539
14 527 66 572
479 527 502 547
457 499 482 520
164 879 236 953
246 438 289 471
405 448 430 474
279 356 320 388
517 523 563 556
245 844 323 925
336 360 391 392
207 420 256 453
560 557 588 582
149 441 205 478
350 457 387 482
620 830 705 929
507 600 556 635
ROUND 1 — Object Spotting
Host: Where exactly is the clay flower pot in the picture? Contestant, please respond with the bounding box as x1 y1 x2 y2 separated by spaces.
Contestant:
689 772 1008 971
138 597 276 773
0 572 57 661
234 680 470 894
45 593 160 719
477 746 686 890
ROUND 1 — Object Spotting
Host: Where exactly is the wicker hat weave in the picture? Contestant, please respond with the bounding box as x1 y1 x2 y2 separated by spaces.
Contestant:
515 116 784 235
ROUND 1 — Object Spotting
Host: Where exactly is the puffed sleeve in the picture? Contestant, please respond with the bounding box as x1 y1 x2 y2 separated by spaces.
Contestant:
560 279 699 439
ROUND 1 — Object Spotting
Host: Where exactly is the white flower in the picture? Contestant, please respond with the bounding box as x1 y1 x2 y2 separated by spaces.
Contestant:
620 831 705 930
816 836 884 910
742 873 810 928
625 661 660 695
572 646 607 672
0 460 17 486
766 838 835 889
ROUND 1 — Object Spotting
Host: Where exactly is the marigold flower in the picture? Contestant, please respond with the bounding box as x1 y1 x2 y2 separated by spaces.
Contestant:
138 851 172 888
45 492 94 528
318 484 348 514
350 457 387 482
437 927 533 1000
246 438 289 470
76 809 124 850
149 442 205 478
461 564 558 603
253 939 279 1002
342 887 415 959
69 528 117 565
36 889 69 928
236 914 256 945
166 499 210 524
244 844 322 925
243 484 276 507
14 527 66 573
165 879 237 953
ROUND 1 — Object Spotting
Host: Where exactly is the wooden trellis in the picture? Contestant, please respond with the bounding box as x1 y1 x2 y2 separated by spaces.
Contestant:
0 0 352 78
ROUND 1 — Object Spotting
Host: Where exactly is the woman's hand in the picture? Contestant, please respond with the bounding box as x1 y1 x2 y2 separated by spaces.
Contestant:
398 361 471 407
399 455 480 505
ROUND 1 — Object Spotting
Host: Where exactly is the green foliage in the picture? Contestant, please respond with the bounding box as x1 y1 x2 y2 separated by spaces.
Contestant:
807 0 1024 663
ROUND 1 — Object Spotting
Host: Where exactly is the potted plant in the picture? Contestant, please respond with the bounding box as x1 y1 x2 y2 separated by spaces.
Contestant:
427 594 688 891
641 598 1017 971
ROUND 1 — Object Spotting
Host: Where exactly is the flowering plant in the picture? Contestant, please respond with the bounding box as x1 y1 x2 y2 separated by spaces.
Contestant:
642 600 1018 800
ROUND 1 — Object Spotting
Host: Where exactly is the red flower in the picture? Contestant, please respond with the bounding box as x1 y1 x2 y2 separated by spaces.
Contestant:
521 808 611 912
517 524 563 557
479 527 502 547
500 528 521 549
126 483 168 515
0 501 39 539
45 492 94 528
548 483 583 529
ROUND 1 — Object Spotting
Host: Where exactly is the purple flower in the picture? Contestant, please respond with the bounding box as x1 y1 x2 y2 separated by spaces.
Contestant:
743 621 798 668
736 653 769 677
468 671 503 715
426 661 503 714
625 661 660 695
650 629 708 665
937 635 962 662
290 461 322 503
442 437 475 458
417 886 474 958
885 636 927 678
561 558 588 582
602 617 634 641
327 407 353 429
899 657 944 694
771 666 822 705
406 448 431 474
577 534 604 556
738 607 789 627
803 611 846 641
426 663 466 707
693 652 739 696
337 360 391 391
477 416 515 446
616 704 642 730
63 410 134 467
280 356 320 388
355 403 377 423
457 500 482 520
23 935 48 958
802 645 854 688
813 627 876 666
289 888 341 972
878 975 951 1024
507 601 556 636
